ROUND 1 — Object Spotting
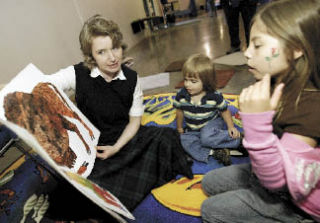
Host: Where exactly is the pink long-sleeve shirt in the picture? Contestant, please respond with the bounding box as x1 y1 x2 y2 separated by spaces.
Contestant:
240 111 320 222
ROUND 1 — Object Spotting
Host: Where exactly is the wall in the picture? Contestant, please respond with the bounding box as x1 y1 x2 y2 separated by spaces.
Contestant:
0 0 147 85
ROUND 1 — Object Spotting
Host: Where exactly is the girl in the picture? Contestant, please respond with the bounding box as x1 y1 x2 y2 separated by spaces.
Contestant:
201 0 320 222
173 54 241 165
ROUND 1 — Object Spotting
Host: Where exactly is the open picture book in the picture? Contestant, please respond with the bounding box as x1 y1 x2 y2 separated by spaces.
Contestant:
0 64 134 222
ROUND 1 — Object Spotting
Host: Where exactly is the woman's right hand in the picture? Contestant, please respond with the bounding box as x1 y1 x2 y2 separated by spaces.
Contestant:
95 145 119 160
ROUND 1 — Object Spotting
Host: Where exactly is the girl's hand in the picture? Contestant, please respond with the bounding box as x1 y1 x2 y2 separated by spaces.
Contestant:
239 74 284 113
228 127 241 138
95 145 119 160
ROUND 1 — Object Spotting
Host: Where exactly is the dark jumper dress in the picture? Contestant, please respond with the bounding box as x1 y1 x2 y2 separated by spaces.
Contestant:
74 63 193 210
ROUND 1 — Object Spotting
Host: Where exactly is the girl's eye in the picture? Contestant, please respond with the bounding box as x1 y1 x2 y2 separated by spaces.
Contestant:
191 80 198 83
254 45 262 49
98 50 105 55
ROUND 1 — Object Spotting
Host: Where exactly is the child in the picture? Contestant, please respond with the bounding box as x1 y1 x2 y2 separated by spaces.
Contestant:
201 0 320 222
173 54 241 165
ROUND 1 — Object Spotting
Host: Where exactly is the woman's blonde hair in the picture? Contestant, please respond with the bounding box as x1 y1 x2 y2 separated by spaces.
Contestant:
252 0 320 106
182 54 216 92
79 15 127 69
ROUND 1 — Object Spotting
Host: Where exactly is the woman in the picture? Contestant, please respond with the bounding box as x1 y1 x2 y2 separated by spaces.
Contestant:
48 15 192 213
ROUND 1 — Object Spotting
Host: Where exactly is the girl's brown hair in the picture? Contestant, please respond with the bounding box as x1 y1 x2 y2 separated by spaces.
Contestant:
252 0 320 107
182 54 216 92
79 15 127 69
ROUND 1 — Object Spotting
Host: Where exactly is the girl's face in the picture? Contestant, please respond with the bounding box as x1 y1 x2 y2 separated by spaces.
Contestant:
184 74 204 96
91 36 123 77
244 20 289 80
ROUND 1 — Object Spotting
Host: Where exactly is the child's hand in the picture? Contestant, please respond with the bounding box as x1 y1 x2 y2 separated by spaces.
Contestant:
177 128 184 134
228 127 241 138
239 74 284 113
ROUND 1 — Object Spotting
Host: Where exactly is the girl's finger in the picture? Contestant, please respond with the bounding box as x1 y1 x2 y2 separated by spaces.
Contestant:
270 83 284 110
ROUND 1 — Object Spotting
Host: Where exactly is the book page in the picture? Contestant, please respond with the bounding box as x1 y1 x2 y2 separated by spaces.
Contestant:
0 64 134 221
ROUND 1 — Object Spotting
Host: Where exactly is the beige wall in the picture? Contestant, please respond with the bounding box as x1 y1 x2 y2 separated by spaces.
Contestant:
0 0 147 85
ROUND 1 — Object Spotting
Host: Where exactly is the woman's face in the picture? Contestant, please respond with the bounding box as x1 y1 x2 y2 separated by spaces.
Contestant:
91 36 123 77
244 20 289 80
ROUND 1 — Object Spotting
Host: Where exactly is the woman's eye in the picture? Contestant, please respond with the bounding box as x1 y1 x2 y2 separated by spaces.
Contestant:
191 80 198 83
254 45 262 49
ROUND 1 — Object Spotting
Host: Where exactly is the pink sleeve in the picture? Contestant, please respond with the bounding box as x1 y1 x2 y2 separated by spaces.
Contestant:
240 112 320 220
239 111 286 189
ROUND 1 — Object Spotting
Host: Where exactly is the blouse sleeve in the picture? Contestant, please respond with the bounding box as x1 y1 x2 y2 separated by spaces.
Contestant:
129 76 144 117
46 65 76 95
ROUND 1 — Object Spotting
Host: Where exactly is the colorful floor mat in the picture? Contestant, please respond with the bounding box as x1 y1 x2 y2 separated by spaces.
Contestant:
130 93 249 222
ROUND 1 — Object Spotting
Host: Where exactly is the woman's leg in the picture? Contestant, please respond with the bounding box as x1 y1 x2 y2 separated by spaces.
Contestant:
200 118 240 149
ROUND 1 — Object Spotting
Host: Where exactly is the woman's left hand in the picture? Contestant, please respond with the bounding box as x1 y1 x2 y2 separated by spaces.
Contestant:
95 145 119 160
239 74 284 113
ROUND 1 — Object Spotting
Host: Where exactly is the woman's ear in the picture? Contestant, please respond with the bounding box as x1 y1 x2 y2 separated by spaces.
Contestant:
293 49 303 59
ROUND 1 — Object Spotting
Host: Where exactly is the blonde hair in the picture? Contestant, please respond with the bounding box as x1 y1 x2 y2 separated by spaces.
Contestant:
182 54 216 92
252 0 320 107
79 15 127 69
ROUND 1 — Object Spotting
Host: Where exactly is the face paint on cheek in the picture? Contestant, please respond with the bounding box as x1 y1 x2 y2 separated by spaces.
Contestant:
265 47 280 62
265 47 280 70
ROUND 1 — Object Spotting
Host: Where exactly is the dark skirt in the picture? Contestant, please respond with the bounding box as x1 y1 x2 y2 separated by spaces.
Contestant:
88 125 193 210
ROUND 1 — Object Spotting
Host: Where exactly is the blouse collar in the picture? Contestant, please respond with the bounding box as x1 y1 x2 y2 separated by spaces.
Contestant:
90 67 126 81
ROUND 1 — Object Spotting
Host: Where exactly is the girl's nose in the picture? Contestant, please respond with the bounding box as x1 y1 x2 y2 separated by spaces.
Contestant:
244 47 251 60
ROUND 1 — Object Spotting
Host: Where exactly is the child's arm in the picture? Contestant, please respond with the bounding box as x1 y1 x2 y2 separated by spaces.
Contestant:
176 108 184 134
240 111 320 197
220 109 240 138
239 75 320 194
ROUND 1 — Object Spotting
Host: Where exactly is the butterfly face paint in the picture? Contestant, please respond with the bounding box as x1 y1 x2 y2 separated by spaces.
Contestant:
244 20 290 80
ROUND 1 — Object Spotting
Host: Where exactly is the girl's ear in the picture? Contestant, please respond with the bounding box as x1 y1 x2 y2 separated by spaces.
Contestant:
293 49 303 59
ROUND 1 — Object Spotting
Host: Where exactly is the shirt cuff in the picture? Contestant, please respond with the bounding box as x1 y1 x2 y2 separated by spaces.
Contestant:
239 111 275 144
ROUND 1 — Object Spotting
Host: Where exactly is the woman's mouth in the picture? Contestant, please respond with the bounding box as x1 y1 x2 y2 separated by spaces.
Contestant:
108 62 119 69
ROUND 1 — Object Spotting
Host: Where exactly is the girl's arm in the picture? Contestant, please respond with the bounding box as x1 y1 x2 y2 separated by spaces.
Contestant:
239 74 318 190
220 109 240 138
176 108 184 134
240 111 319 193
96 115 141 159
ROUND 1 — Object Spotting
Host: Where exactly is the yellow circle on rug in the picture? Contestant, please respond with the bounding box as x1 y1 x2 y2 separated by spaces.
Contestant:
151 175 208 216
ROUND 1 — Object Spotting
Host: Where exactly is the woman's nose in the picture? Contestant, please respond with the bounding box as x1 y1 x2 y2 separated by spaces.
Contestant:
107 50 116 61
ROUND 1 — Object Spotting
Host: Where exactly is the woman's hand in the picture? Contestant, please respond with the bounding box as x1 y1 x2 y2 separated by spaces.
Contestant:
95 145 119 160
239 74 284 113
228 127 241 138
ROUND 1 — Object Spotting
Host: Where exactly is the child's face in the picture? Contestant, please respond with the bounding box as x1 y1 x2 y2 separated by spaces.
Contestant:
184 75 204 96
244 20 290 80
91 35 123 77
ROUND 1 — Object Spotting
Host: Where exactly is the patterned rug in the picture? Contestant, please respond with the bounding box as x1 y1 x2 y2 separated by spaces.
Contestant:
132 93 248 223
0 93 249 223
